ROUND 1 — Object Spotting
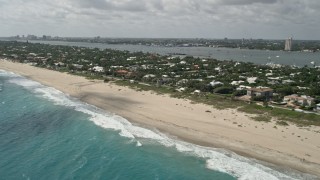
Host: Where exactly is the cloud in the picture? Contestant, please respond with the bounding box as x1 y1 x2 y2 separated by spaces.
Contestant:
211 0 279 6
0 0 319 39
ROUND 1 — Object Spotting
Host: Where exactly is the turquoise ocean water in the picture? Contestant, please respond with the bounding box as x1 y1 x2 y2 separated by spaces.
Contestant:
0 70 314 180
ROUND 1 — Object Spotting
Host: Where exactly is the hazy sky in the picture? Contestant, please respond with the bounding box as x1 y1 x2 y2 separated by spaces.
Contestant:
0 0 319 39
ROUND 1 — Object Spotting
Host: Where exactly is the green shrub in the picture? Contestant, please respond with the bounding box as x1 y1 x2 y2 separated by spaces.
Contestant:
214 86 234 94
276 121 289 126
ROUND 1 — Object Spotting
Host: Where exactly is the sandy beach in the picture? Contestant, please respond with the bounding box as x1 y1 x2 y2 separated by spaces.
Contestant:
1 59 320 177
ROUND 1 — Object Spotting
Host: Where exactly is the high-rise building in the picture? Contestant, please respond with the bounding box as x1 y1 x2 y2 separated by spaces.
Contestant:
284 37 292 51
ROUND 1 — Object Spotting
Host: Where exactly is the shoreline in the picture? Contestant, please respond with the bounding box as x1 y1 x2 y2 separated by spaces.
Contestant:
1 59 320 177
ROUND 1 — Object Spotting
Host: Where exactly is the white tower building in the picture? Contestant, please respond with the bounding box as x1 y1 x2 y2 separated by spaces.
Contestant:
284 37 292 51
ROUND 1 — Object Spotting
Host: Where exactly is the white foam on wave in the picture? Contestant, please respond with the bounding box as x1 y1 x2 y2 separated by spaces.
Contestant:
136 141 142 147
167 140 297 180
9 78 42 87
0 70 19 77
206 153 284 180
4 70 310 180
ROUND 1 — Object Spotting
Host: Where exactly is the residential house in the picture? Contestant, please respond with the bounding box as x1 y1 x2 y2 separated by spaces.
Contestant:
54 62 65 67
282 79 295 84
283 94 315 107
92 66 104 72
116 70 129 76
267 77 280 85
209 80 223 87
100 58 108 61
206 75 216 79
176 87 186 92
247 77 258 84
72 64 83 70
177 79 188 85
193 90 201 94
127 65 139 71
231 80 244 86
247 87 273 100
236 85 251 91
127 57 136 61
143 74 156 79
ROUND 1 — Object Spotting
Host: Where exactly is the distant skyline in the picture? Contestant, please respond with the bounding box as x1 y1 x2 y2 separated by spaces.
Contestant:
0 0 320 40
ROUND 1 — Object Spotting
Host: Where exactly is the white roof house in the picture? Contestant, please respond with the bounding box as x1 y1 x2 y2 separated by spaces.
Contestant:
214 67 221 72
176 87 186 92
231 80 244 86
28 53 37 56
177 79 188 85
72 64 83 69
234 62 241 67
282 80 295 84
236 85 251 91
54 62 65 66
194 90 201 93
209 80 223 87
267 77 280 80
143 74 156 78
284 94 315 107
247 77 258 84
206 75 216 79
127 57 137 61
93 66 104 72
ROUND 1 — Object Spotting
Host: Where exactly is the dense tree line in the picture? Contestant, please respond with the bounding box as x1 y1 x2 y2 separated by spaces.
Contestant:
1 41 319 100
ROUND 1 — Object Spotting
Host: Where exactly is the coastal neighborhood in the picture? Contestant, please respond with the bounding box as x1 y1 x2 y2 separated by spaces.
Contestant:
2 0 320 179
1 40 320 119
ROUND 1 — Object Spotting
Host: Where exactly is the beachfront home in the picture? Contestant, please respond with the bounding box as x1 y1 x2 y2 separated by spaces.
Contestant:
92 66 104 72
115 70 129 76
247 87 273 100
283 94 315 107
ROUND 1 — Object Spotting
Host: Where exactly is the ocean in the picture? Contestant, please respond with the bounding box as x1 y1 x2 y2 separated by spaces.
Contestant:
0 69 314 180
